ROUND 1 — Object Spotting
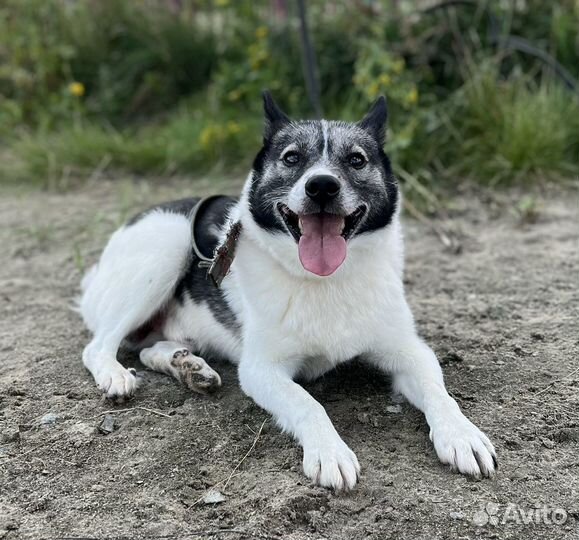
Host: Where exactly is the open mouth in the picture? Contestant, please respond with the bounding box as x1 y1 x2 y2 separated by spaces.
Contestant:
277 203 367 276
277 204 367 242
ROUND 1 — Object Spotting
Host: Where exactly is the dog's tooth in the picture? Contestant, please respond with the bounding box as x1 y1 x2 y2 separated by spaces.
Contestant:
298 219 303 233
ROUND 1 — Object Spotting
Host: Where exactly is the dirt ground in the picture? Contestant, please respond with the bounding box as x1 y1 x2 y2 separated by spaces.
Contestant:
0 178 578 540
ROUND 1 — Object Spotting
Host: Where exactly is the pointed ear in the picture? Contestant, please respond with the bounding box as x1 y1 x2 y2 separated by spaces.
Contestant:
262 90 290 141
358 96 388 145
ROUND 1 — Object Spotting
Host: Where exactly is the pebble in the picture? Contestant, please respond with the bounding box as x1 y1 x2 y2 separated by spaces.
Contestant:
449 511 464 520
203 489 226 505
386 405 402 414
40 413 59 426
541 437 555 449
98 414 116 435
0 428 20 443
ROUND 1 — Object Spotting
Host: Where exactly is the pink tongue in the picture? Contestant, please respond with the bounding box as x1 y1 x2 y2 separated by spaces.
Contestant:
298 213 347 276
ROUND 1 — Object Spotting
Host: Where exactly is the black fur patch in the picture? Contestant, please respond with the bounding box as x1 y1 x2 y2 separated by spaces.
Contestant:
127 196 240 331
354 151 399 236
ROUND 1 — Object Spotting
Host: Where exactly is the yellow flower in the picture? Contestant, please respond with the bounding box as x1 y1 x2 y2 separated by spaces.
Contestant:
255 26 268 40
68 82 85 97
228 89 242 102
367 81 380 99
378 74 392 87
199 125 216 149
406 87 419 105
392 59 405 75
227 121 241 135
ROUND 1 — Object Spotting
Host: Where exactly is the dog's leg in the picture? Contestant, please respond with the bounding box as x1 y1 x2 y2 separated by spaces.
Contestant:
239 347 360 491
139 341 221 393
83 332 139 400
369 335 497 478
80 211 192 400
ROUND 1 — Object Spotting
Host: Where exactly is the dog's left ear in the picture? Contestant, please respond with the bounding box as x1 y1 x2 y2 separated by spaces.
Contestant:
262 90 290 141
358 96 388 146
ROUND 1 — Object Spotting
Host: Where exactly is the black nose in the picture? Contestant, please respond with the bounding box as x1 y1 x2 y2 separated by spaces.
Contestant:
305 175 341 206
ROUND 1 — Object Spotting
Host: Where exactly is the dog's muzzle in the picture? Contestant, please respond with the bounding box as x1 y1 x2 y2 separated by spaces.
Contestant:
277 202 367 277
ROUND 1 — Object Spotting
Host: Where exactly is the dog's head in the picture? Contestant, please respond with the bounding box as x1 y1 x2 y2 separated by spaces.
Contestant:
245 92 398 277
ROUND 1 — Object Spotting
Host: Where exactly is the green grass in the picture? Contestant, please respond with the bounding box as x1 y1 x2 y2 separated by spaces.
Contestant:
4 72 579 190
397 64 579 185
1 0 578 189
450 68 579 183
3 108 261 189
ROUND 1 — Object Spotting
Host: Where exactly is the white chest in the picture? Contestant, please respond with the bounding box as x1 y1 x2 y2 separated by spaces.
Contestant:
229 235 407 364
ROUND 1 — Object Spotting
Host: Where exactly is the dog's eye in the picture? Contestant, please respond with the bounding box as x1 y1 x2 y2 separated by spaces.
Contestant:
282 151 301 167
348 153 367 169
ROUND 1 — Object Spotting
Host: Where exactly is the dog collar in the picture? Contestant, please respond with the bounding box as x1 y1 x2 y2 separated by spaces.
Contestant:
188 196 242 288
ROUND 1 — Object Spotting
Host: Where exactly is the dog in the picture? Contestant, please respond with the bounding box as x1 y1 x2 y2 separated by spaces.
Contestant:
79 92 497 490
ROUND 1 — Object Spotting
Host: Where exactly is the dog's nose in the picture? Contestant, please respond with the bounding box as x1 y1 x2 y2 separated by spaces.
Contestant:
305 175 341 206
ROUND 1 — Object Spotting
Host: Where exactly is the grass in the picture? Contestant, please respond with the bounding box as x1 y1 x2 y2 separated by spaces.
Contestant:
4 69 578 191
446 68 579 183
3 110 261 189
0 0 578 190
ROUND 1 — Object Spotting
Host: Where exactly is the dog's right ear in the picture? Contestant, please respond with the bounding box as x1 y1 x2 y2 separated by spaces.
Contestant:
262 90 290 141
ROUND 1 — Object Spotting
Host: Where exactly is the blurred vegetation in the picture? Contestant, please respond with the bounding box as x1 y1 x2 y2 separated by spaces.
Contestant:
0 0 578 190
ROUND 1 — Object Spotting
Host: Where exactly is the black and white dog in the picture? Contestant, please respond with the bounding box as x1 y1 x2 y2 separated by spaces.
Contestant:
79 93 497 490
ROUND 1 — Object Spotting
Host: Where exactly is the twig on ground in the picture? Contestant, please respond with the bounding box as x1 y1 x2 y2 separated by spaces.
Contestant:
92 406 172 419
223 419 267 490
192 419 267 506
533 367 579 397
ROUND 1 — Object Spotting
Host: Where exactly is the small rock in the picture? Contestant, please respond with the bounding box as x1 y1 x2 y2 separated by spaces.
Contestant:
386 405 402 414
441 351 464 365
530 331 545 341
450 511 464 520
97 414 116 435
541 437 555 449
91 484 105 492
203 490 226 505
0 428 20 443
40 413 59 426
357 412 370 424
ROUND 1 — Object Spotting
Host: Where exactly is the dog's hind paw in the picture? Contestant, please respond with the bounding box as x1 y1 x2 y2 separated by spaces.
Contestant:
430 412 497 478
170 349 222 394
140 341 221 394
302 436 360 491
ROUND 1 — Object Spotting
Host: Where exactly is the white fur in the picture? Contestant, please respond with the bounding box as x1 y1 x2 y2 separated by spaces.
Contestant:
80 211 192 397
79 175 496 489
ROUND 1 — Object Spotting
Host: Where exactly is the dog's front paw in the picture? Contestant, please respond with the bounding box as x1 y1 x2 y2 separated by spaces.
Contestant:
430 412 497 478
303 436 360 491
96 364 139 401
